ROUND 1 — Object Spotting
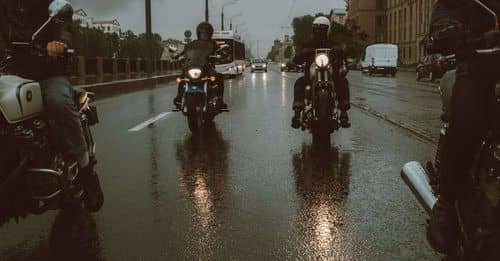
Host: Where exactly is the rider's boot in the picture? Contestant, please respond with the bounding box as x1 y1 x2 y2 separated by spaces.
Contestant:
427 198 459 254
340 110 351 128
291 101 303 129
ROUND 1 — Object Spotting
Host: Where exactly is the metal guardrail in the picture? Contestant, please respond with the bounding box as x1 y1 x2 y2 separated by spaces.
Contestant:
74 56 183 78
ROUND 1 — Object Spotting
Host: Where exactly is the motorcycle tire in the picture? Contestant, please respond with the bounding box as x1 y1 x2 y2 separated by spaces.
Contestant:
312 89 332 147
186 96 203 133
82 170 104 213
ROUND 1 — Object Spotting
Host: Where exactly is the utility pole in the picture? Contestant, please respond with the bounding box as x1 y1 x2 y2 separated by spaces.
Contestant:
145 0 153 76
205 0 209 22
221 9 224 30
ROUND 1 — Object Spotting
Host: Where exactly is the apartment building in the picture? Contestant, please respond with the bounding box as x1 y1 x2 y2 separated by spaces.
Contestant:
386 0 437 64
346 0 387 44
348 0 437 64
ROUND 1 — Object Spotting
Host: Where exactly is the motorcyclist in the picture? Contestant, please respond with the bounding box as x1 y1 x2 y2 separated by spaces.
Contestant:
291 16 351 129
0 0 102 208
173 22 227 110
426 0 500 254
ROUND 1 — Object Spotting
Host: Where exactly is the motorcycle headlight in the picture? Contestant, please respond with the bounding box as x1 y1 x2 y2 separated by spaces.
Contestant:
188 69 202 79
281 63 285 67
315 54 330 68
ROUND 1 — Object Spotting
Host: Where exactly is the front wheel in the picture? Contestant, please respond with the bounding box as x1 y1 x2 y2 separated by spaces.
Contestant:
186 96 203 133
82 170 104 213
312 90 332 147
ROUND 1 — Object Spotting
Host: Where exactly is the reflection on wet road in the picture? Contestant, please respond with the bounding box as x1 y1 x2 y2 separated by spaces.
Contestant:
176 123 228 260
292 144 351 260
1 65 440 260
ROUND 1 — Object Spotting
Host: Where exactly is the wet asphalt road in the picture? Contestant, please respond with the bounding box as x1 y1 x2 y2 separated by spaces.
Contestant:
1 65 441 260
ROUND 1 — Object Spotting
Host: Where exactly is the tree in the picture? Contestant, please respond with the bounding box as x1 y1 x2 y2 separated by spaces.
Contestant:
72 22 165 60
291 12 368 59
284 45 293 59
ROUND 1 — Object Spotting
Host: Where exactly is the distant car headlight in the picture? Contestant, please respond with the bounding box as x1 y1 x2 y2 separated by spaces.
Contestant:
281 63 286 67
188 68 202 79
263 64 267 68
252 65 256 68
315 54 329 68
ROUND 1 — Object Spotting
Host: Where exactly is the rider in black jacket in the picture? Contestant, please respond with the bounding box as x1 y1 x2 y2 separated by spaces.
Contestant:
291 16 350 129
0 0 101 206
427 0 500 254
173 22 227 110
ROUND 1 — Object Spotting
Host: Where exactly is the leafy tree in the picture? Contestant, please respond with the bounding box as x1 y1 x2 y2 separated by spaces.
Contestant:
284 45 293 59
291 12 368 59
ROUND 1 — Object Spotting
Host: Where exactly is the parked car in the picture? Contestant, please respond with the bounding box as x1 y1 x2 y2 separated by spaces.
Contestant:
251 58 268 73
281 60 303 72
416 53 456 82
362 44 399 76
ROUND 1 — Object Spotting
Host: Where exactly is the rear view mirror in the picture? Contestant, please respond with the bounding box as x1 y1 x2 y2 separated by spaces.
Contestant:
168 46 178 53
48 0 73 18
32 0 73 41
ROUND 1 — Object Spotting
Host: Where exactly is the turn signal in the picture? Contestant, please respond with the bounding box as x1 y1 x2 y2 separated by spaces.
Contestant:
210 76 217 82
176 77 182 84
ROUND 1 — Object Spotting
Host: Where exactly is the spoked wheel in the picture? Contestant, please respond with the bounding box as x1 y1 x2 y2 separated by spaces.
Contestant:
186 96 204 133
312 90 332 148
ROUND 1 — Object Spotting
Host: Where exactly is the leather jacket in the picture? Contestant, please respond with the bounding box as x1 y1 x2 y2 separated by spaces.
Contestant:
0 0 74 78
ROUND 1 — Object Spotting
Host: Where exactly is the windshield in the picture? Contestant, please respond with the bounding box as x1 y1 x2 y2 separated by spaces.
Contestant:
253 59 265 63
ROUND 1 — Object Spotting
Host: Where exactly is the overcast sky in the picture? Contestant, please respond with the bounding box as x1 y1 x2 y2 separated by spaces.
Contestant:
71 0 347 57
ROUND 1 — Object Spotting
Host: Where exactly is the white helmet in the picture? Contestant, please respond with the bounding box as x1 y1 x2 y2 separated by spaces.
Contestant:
313 16 331 30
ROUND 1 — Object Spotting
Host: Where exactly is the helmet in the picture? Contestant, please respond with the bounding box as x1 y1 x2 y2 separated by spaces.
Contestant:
312 16 330 40
196 22 214 41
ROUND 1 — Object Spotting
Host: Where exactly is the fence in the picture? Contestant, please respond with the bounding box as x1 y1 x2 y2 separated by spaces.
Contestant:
74 56 183 79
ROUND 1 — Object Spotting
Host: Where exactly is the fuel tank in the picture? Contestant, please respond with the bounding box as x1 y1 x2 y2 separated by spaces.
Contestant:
0 75 43 123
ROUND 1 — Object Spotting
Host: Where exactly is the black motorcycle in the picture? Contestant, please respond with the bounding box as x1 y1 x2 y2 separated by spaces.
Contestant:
401 1 499 259
0 0 103 226
171 44 230 132
298 48 347 145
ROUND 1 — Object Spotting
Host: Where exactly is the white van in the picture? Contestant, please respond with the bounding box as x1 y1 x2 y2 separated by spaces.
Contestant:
362 44 398 76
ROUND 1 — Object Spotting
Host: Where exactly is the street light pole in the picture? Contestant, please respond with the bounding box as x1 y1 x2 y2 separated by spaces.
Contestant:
205 0 209 22
145 0 153 76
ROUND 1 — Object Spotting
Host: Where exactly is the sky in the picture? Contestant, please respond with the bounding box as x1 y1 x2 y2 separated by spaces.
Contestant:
71 0 347 57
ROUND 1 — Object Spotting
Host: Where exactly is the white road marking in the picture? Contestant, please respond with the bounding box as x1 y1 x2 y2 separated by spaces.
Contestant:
128 112 173 132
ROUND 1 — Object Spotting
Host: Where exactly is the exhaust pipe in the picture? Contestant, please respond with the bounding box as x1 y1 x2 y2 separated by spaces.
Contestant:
401 161 437 215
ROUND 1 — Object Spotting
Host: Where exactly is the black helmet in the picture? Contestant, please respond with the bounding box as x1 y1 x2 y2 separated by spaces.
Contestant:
196 22 214 41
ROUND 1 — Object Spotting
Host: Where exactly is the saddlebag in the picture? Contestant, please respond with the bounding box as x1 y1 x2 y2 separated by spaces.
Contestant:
0 75 43 123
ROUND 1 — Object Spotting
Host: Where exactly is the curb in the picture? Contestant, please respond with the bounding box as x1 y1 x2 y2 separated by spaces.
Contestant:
76 73 181 98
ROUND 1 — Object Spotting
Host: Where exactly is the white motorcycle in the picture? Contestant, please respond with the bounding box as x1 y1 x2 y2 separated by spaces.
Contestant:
0 0 103 226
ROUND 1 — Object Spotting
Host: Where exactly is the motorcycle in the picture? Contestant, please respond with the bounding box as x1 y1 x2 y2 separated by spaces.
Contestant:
171 44 230 133
0 0 103 226
401 1 500 259
298 48 346 145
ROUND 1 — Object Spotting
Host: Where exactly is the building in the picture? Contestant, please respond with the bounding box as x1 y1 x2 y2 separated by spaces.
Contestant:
347 0 438 65
346 0 387 43
269 35 294 63
330 8 348 25
93 20 122 35
73 9 93 28
386 0 437 64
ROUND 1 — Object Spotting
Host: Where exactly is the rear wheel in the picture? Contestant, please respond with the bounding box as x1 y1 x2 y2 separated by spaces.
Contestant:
312 90 332 147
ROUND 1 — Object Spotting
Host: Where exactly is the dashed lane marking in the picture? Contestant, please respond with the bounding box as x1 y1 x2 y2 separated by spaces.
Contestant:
128 112 173 132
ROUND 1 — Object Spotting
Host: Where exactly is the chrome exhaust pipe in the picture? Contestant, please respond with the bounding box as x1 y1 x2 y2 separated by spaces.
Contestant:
401 161 437 215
